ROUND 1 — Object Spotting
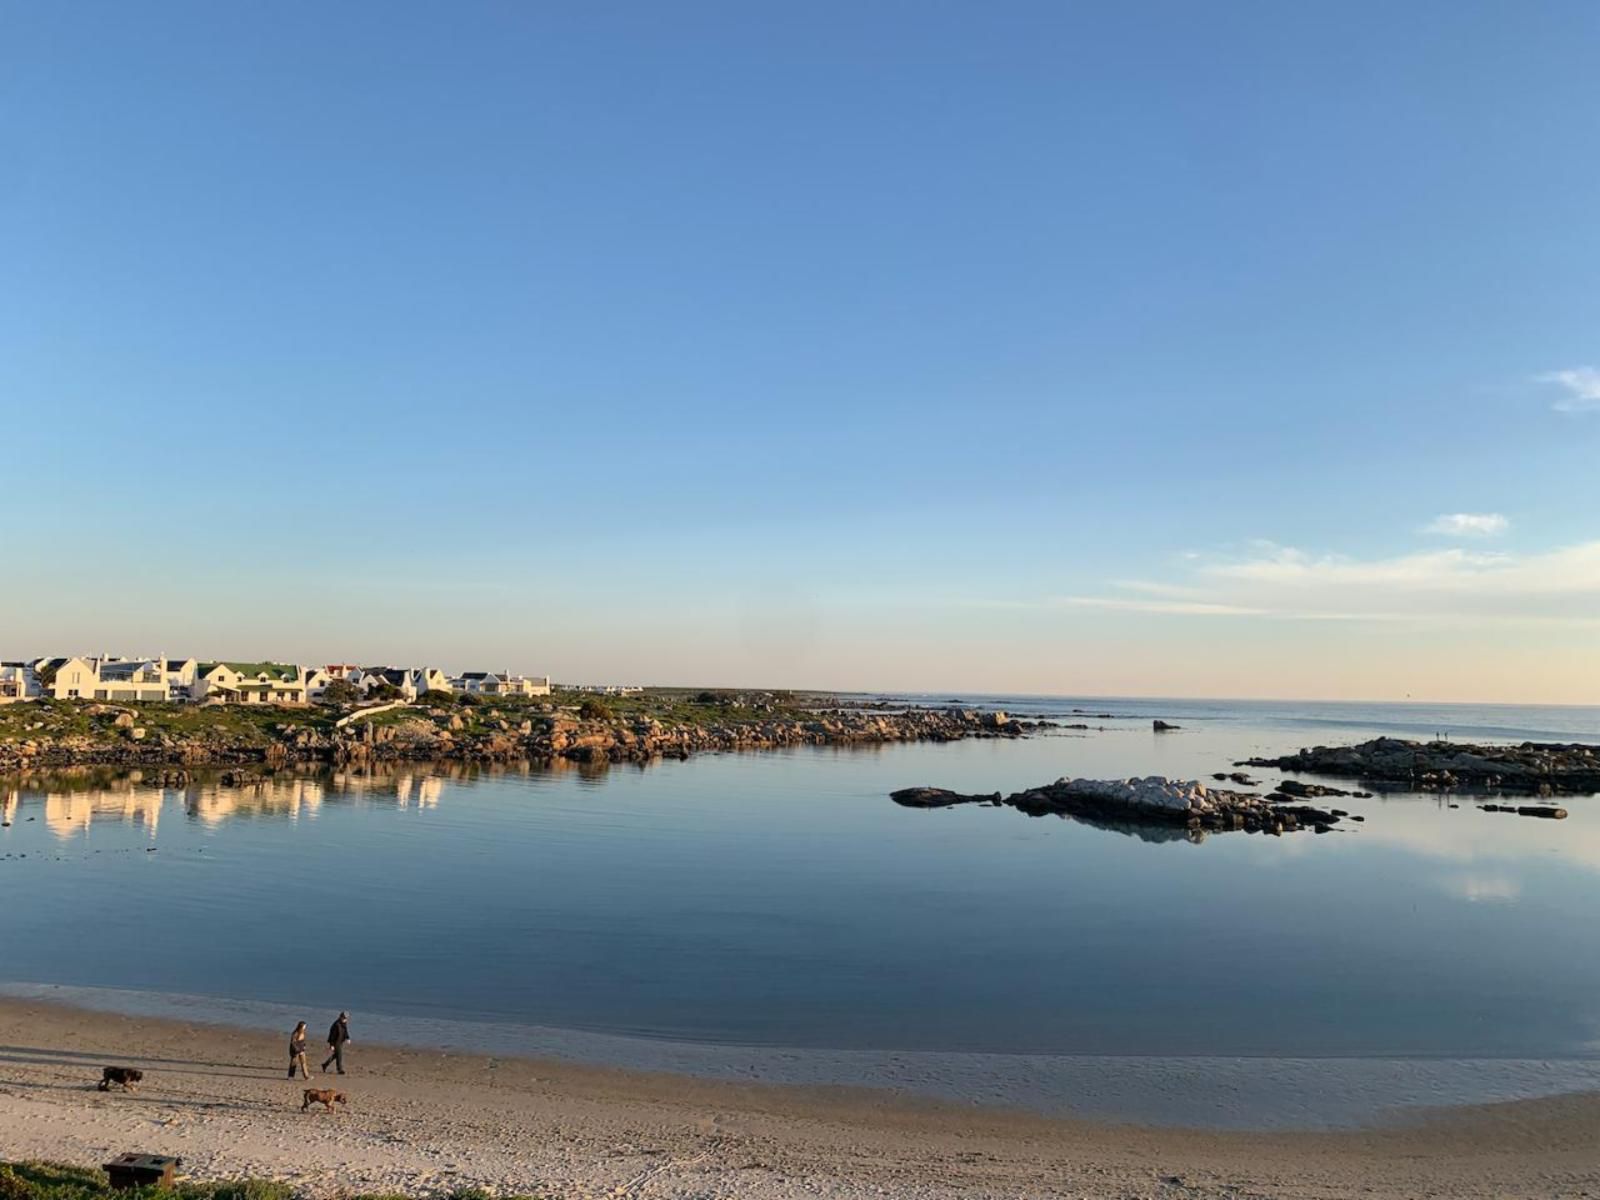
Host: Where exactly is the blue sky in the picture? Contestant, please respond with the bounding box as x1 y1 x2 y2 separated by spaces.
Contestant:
3 2 1598 699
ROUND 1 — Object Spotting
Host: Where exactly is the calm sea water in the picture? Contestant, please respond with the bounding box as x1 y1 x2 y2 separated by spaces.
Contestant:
5 696 1600 1124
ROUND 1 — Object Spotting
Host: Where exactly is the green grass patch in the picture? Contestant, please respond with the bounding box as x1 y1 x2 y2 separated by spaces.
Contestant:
0 699 341 750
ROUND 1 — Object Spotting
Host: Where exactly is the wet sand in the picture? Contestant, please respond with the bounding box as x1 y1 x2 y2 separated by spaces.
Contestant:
2 997 1598 1198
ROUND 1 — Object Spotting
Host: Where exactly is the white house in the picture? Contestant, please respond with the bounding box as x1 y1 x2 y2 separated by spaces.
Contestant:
303 667 333 701
191 662 310 705
163 658 198 701
411 667 452 696
356 667 416 701
451 671 503 695
0 662 39 704
451 671 550 697
28 655 198 704
501 674 552 697
43 657 105 701
92 658 171 702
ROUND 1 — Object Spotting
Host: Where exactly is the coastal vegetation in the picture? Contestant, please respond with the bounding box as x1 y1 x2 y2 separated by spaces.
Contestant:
0 689 1028 774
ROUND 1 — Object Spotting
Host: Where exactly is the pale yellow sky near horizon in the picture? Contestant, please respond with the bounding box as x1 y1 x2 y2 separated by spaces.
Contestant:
5 604 1597 706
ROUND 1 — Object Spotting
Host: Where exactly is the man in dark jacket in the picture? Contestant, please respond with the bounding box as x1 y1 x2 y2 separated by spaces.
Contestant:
321 1011 351 1074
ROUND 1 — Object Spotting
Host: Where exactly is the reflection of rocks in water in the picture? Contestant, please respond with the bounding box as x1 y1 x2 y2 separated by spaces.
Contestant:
1074 814 1203 845
1016 805 1200 844
893 776 1350 842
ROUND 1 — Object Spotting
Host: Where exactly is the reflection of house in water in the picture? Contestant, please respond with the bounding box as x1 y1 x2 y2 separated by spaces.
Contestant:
3 788 17 826
42 783 164 838
117 788 163 835
185 777 326 825
46 792 94 837
392 775 443 809
11 766 460 835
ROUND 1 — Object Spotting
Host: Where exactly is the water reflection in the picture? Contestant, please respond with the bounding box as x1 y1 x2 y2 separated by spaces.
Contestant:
6 731 1600 1062
2 762 500 832
2 748 920 833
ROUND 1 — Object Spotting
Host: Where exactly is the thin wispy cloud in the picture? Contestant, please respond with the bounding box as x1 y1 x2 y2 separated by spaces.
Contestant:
1423 512 1508 537
1537 367 1600 412
1201 542 1600 596
1060 597 1268 617
1040 536 1600 627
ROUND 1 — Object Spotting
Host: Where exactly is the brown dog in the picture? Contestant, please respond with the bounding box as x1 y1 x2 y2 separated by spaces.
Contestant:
301 1088 347 1112
98 1067 143 1092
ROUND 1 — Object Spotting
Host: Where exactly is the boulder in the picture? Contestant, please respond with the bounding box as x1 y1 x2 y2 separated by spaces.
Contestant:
890 787 1001 808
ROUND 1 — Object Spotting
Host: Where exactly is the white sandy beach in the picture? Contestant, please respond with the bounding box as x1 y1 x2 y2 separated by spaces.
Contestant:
2 996 1598 1199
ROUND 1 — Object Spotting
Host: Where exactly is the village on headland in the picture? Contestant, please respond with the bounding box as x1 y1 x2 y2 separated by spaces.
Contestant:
0 654 635 706
3 657 1595 836
0 651 1031 775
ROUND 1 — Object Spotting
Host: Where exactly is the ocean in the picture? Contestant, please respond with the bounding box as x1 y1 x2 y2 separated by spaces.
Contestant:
4 694 1599 1127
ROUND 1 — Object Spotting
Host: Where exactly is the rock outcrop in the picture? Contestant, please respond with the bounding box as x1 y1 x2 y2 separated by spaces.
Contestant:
1243 737 1600 795
893 775 1349 839
0 702 1032 774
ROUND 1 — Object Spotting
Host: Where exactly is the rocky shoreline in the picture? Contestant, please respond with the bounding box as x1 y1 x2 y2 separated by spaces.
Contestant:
1243 737 1600 796
893 775 1359 839
0 701 1030 775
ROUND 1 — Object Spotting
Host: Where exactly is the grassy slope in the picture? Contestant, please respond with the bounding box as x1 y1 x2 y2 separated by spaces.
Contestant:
0 700 336 747
0 689 837 754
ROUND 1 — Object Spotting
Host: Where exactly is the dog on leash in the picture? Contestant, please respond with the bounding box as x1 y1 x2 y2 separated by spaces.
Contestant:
301 1088 347 1112
98 1066 144 1092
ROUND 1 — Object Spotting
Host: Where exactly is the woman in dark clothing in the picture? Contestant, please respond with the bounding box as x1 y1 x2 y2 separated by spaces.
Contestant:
288 1021 310 1079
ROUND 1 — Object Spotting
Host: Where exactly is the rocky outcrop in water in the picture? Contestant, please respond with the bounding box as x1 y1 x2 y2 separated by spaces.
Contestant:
892 775 1349 839
1480 803 1568 819
0 703 1030 774
1242 737 1600 796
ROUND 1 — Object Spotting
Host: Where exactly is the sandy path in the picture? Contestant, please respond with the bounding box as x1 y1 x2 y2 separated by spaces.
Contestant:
1 997 1596 1199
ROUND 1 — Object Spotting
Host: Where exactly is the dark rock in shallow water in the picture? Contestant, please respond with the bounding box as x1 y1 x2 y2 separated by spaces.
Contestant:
1272 779 1353 799
890 787 1001 808
1243 736 1600 796
891 775 1352 842
1480 803 1567 818
1152 720 1180 732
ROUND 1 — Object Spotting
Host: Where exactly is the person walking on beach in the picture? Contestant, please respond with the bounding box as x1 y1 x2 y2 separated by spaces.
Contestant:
287 1021 310 1079
321 1011 351 1075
